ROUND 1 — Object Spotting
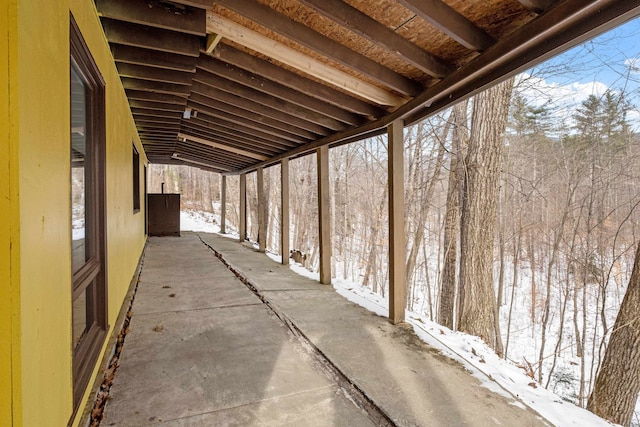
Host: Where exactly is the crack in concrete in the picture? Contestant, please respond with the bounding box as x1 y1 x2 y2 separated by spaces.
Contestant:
87 250 146 427
198 234 397 427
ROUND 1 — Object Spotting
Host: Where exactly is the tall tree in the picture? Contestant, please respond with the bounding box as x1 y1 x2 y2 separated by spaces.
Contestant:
458 77 514 354
587 240 640 427
438 101 468 329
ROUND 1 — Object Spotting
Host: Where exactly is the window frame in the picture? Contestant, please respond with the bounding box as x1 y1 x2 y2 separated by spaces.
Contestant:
70 13 108 413
133 144 140 213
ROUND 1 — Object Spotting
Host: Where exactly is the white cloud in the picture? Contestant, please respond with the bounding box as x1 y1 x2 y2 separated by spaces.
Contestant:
513 74 632 131
624 57 640 74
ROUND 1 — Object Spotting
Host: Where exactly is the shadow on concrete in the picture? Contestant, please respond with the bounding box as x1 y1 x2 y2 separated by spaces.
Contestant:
102 233 372 426
198 231 549 427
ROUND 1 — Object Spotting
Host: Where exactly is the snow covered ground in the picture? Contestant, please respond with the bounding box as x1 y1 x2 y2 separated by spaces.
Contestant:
180 211 621 427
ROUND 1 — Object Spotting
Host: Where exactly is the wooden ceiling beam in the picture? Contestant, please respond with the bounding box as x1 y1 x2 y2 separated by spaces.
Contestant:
190 79 332 135
96 0 206 35
101 18 200 57
166 0 213 10
396 0 494 51
298 0 451 78
131 108 183 119
187 99 310 144
136 123 181 131
126 89 188 105
177 132 269 161
116 63 194 85
175 151 245 172
517 0 555 13
179 124 279 157
112 44 197 72
188 116 298 149
213 44 384 119
181 120 285 153
206 13 407 106
121 77 191 96
128 99 185 113
175 144 249 168
191 78 344 132
213 0 420 97
185 117 296 151
198 55 363 126
188 92 319 139
170 153 233 173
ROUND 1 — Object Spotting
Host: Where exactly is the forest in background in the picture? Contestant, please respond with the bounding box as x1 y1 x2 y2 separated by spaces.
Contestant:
147 36 640 426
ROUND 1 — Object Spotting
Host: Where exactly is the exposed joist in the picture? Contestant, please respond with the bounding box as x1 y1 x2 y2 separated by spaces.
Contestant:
185 117 296 150
171 153 232 172
101 18 201 57
116 63 194 85
188 116 298 149
198 55 364 126
177 132 269 161
298 0 451 78
206 13 407 106
176 143 250 168
214 44 384 119
214 0 420 97
96 0 206 35
121 77 191 96
180 122 283 155
191 78 344 132
169 0 214 10
131 108 183 119
112 44 197 72
517 0 555 13
187 99 310 144
188 92 320 139
396 0 494 51
126 89 188 104
128 99 185 112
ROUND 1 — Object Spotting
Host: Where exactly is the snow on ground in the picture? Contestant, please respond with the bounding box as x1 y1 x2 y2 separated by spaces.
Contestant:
180 210 220 233
182 211 619 427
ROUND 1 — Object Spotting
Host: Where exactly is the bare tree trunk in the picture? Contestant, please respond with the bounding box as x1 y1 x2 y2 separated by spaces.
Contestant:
588 241 640 427
439 101 468 329
459 77 514 356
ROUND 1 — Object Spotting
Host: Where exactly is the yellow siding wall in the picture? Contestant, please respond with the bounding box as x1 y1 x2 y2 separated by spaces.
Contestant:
8 0 148 425
2 1 20 426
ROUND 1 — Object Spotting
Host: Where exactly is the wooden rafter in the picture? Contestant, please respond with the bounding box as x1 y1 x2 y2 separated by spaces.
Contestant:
112 44 197 72
396 0 494 51
206 13 407 106
517 0 555 13
188 93 318 140
298 0 451 78
198 56 364 126
101 18 200 57
214 0 420 96
191 79 344 132
177 132 269 161
213 44 384 119
191 80 332 135
96 0 206 36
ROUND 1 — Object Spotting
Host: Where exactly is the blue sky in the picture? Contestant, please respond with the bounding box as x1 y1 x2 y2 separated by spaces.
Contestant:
516 15 640 130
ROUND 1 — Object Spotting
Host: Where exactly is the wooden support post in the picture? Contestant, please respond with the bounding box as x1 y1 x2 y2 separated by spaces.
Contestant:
317 145 331 284
281 158 290 265
220 175 227 234
388 119 406 324
257 167 266 252
239 173 247 242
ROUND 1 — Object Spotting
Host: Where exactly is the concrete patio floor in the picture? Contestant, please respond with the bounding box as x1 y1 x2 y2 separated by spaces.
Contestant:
101 232 549 426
